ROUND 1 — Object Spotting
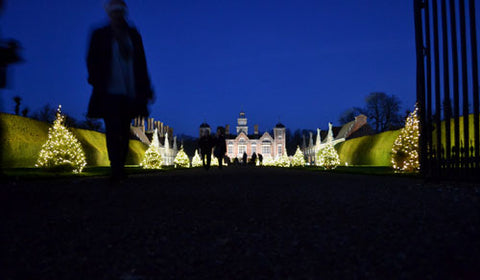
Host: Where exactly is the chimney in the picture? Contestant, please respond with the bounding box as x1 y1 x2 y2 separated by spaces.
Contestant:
254 124 259 135
168 127 174 138
141 117 145 133
147 118 152 131
160 122 164 136
225 124 230 135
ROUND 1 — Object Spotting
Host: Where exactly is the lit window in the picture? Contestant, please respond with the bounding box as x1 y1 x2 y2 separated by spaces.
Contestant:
278 145 282 155
252 144 256 154
228 144 233 154
262 145 270 154
238 145 246 155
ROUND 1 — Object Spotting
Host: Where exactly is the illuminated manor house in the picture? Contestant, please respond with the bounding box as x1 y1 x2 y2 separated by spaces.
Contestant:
200 112 286 160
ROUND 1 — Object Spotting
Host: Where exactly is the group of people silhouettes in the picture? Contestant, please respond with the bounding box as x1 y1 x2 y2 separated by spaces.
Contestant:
198 127 265 169
198 126 226 170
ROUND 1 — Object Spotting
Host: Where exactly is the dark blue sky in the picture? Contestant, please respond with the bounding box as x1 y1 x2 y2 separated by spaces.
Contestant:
3 0 424 136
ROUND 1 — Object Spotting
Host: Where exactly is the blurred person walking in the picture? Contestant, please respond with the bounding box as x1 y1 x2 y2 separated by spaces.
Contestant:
214 126 226 169
199 130 214 170
86 0 154 182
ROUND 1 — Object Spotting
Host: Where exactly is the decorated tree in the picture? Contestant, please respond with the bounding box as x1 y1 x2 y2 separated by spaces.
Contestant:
391 104 420 172
316 143 340 170
192 149 203 167
291 146 306 167
174 145 190 168
140 129 163 169
262 155 275 166
211 156 219 166
36 105 87 173
275 152 290 167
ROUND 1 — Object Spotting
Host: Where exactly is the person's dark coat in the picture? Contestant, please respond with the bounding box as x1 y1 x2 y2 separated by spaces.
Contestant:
214 134 226 158
199 135 214 157
86 24 153 118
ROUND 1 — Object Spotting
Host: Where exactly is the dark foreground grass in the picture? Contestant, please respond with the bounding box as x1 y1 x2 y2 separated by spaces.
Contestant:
3 165 418 180
1 166 177 180
2 167 479 279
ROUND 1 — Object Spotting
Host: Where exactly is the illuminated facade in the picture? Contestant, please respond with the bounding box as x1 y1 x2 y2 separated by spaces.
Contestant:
225 112 286 160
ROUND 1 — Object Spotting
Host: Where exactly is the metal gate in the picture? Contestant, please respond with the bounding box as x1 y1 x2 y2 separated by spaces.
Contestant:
414 0 480 179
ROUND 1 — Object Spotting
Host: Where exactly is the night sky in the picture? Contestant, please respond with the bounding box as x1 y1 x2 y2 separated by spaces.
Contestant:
2 0 426 136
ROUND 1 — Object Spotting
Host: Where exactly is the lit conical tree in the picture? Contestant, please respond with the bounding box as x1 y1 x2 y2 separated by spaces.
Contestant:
262 155 275 166
140 129 163 169
35 105 87 173
275 151 290 167
391 104 420 172
316 143 340 170
211 156 219 166
192 149 203 167
174 145 190 168
291 146 306 167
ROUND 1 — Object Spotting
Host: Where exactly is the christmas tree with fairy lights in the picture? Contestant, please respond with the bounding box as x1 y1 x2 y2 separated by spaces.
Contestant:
35 105 87 173
140 129 163 169
174 145 190 168
275 151 290 167
192 149 203 167
316 143 340 170
291 146 306 167
391 104 420 172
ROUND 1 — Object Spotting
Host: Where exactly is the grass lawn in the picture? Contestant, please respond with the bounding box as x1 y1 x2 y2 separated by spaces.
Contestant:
304 165 420 178
1 165 178 180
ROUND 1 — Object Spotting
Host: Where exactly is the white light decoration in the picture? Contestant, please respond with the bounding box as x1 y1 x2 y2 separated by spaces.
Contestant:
211 156 219 166
192 149 203 167
391 104 420 172
291 146 306 167
275 152 290 167
174 145 190 168
35 105 87 174
262 155 275 166
316 142 340 170
140 128 163 169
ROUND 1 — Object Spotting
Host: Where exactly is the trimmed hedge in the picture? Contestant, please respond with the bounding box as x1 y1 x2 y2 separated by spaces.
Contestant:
335 129 401 166
432 114 479 149
0 113 147 168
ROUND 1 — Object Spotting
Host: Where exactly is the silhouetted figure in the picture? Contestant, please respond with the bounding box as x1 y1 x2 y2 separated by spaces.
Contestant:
199 130 214 170
258 153 263 166
224 156 231 166
242 152 247 166
251 152 257 166
233 157 239 166
214 126 226 169
86 0 154 182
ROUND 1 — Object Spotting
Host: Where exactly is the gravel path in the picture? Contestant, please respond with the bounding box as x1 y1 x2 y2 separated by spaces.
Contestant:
1 167 479 279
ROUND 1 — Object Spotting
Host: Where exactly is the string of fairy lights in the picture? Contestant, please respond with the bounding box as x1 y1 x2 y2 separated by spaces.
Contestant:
316 142 341 170
35 105 87 174
391 104 420 172
173 146 190 168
